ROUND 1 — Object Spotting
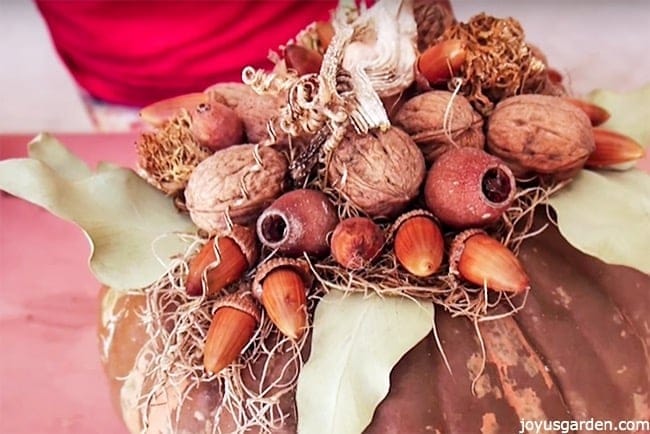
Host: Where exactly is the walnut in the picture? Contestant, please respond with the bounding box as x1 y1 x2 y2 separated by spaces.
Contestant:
185 144 288 233
328 127 425 218
205 83 288 146
486 94 595 177
393 90 484 163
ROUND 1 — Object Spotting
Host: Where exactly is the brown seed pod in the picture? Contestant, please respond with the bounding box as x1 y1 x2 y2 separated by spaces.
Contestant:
203 291 261 374
185 144 288 233
256 189 338 257
449 229 530 293
487 94 595 178
328 128 425 217
424 147 516 228
563 98 610 127
392 210 444 277
253 258 314 340
189 100 244 151
330 217 385 270
393 90 484 163
185 225 259 297
413 0 455 52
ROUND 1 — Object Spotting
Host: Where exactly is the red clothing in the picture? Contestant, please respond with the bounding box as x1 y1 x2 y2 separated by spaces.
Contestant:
36 1 335 106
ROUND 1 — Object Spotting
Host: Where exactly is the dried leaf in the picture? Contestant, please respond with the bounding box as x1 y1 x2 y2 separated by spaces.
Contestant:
296 291 433 434
587 85 650 147
0 133 195 291
549 169 650 274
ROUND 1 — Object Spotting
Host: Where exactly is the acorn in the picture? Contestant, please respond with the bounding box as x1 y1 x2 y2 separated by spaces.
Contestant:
424 147 516 228
391 210 444 277
253 258 313 340
449 229 530 294
256 189 338 257
185 225 258 297
203 291 260 374
330 217 385 270
417 39 466 84
585 128 646 170
563 98 610 127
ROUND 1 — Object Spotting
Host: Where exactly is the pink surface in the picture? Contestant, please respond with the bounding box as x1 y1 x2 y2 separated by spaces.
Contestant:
0 133 649 434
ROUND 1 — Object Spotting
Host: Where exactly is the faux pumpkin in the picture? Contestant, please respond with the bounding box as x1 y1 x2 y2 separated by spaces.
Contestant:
98 216 650 433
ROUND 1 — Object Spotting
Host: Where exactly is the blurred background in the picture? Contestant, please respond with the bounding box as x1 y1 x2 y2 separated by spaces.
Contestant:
1 0 649 133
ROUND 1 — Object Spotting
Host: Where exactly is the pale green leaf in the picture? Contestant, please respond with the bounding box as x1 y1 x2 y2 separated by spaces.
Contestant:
587 85 650 147
549 169 650 274
0 133 195 291
296 291 433 434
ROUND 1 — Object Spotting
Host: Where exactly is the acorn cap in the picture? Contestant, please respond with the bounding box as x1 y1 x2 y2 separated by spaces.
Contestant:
388 209 437 241
213 289 261 324
226 224 259 267
252 257 314 301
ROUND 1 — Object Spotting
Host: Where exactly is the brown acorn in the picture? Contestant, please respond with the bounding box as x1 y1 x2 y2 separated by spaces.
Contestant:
203 291 260 374
139 92 208 127
424 147 516 228
186 225 258 297
586 128 646 170
417 39 466 84
564 98 610 127
253 258 313 340
256 189 338 257
392 210 444 277
330 217 385 270
450 229 530 293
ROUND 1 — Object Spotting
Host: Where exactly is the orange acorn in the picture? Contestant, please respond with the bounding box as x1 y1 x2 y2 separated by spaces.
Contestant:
417 39 466 85
450 230 530 294
203 292 260 374
253 258 313 340
139 92 208 127
564 98 610 127
186 225 258 297
586 128 646 170
392 210 444 277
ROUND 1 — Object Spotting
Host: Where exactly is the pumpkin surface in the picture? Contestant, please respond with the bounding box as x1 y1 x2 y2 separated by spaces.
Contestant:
98 217 649 433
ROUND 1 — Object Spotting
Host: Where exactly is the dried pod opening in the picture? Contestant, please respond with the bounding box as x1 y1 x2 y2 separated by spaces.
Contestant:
481 166 512 204
259 212 289 246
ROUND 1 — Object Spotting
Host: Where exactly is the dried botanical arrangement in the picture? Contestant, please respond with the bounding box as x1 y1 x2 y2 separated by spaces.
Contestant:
1 1 648 433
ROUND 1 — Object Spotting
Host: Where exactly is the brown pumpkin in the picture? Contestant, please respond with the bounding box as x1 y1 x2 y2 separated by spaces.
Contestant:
98 216 650 433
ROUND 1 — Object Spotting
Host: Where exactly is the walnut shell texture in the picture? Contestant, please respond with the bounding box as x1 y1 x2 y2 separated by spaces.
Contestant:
394 90 484 163
487 94 595 177
185 144 288 233
328 127 425 218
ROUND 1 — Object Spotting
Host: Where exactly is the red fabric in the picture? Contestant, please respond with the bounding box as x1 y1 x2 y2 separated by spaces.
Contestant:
36 1 336 107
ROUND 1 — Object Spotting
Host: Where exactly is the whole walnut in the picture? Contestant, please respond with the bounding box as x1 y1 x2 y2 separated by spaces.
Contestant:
328 127 425 218
394 90 484 163
205 83 288 146
185 144 288 233
487 94 595 177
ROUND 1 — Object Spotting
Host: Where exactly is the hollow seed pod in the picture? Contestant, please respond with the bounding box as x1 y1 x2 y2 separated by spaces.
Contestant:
424 147 516 228
256 189 338 257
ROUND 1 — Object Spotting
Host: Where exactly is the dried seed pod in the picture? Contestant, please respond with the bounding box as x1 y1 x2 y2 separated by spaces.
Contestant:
586 129 646 170
393 90 484 163
253 258 313 340
256 189 338 257
424 147 516 228
185 144 288 233
392 210 444 277
330 217 385 270
563 98 610 127
487 94 595 178
328 128 425 217
449 230 530 293
136 113 211 196
185 225 258 297
203 291 260 374
417 39 466 85
284 44 323 76
189 100 244 151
